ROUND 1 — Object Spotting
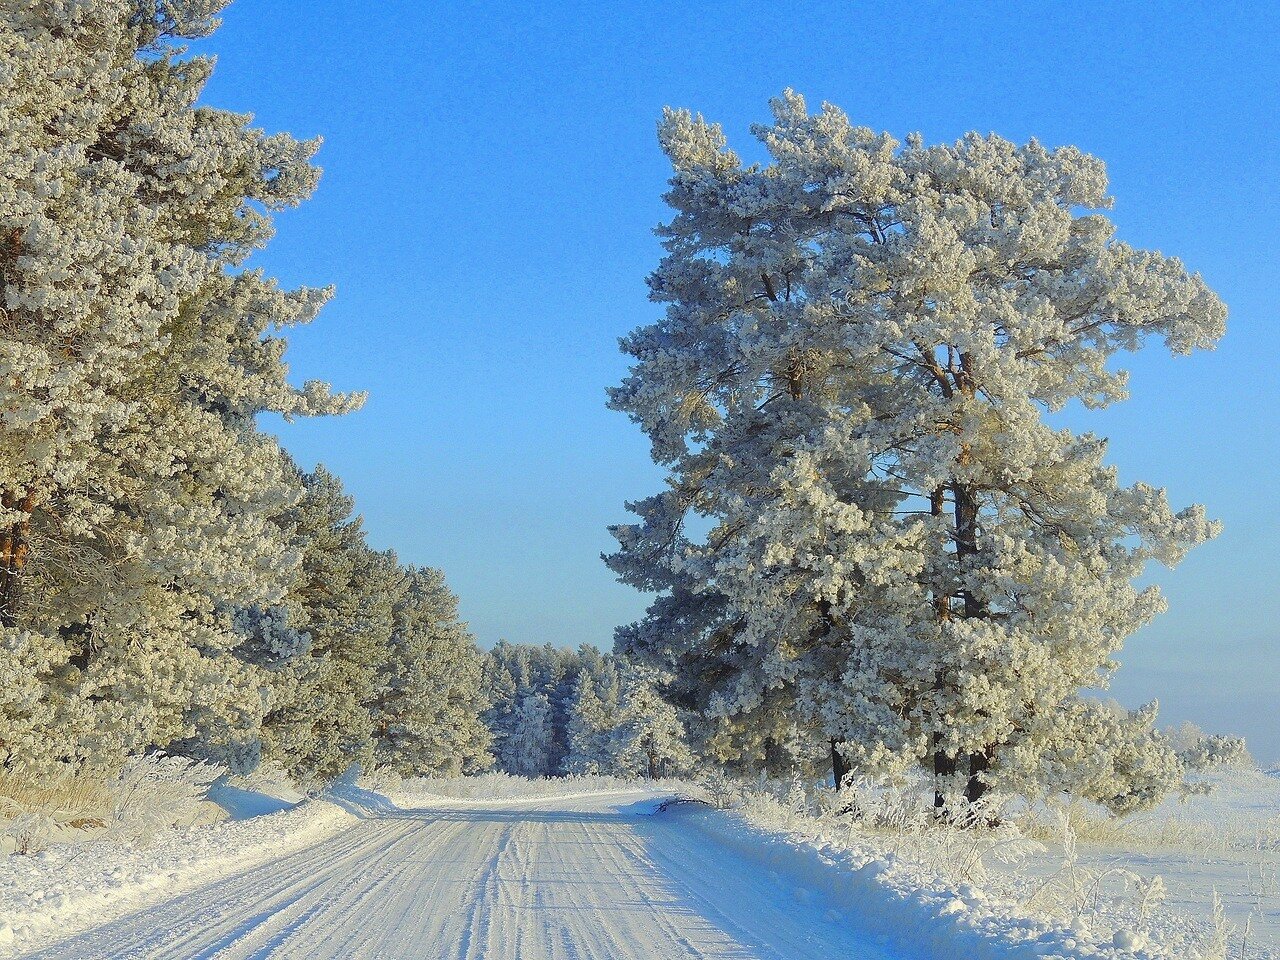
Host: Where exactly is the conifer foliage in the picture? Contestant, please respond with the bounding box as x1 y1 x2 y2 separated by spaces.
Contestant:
607 92 1229 812
0 1 489 781
610 672 694 780
2 4 1237 809
482 643 691 779
372 567 492 778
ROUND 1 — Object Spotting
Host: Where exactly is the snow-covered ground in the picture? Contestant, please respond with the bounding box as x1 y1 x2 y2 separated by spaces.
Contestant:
697 767 1278 959
0 784 356 955
1020 768 1279 956
14 786 904 960
0 770 1274 959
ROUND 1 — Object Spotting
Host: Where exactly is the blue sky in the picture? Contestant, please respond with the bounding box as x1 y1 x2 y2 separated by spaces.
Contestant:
194 1 1278 762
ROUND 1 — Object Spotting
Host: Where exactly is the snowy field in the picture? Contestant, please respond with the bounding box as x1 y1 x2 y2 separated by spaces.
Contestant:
1021 768 1279 956
0 770 1274 959
702 767 1279 960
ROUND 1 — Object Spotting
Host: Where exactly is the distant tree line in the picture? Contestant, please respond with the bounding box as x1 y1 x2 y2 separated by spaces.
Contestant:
481 642 691 780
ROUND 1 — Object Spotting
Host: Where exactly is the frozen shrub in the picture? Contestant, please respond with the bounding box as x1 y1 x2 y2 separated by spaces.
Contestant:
0 764 110 834
1178 735 1253 773
3 812 53 855
693 770 743 810
361 764 404 795
106 754 225 842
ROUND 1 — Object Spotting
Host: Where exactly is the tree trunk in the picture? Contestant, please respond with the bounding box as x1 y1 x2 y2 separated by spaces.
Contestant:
929 478 996 814
0 491 37 629
952 481 981 618
964 748 991 805
929 487 954 812
933 745 957 811
830 738 849 790
951 478 994 808
647 749 658 780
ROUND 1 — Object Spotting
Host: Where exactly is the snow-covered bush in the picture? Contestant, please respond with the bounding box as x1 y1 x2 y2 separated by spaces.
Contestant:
806 778 1035 883
2 813 54 856
1021 809 1168 926
0 764 111 834
1018 769 1279 857
104 755 225 842
359 764 404 795
691 770 745 810
0 754 224 852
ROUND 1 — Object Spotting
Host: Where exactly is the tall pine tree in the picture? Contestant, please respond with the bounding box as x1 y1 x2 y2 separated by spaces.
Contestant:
609 92 1225 812
0 1 359 772
372 567 492 777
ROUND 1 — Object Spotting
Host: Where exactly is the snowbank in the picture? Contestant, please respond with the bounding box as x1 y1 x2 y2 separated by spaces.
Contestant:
0 789 360 956
208 779 304 821
668 766 1277 959
662 799 1172 960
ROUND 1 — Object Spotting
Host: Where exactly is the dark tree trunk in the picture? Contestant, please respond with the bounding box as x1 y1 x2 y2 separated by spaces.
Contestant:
952 481 982 618
0 491 37 629
928 477 997 816
930 487 955 812
964 748 991 806
951 480 993 807
933 741 957 810
830 739 850 790
957 478 993 803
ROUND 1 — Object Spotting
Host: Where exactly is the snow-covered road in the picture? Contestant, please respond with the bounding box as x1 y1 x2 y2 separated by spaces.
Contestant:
26 790 899 960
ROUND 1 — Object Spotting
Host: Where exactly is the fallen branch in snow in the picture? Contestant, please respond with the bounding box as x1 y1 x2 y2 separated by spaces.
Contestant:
654 797 712 814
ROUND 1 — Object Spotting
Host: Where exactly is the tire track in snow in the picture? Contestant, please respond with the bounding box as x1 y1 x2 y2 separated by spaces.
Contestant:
24 791 904 960
25 814 468 960
586 818 742 959
453 813 516 960
221 814 474 959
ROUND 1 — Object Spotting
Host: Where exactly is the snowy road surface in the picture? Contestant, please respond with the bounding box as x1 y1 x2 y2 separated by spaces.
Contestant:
26 790 900 960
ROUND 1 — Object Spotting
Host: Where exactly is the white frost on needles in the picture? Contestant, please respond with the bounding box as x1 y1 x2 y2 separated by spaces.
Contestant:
608 90 1232 811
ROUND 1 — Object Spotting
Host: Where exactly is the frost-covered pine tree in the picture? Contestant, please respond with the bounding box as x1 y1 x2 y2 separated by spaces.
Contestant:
608 92 1226 813
539 646 574 774
258 467 401 781
483 642 579 775
0 1 359 772
562 670 615 775
594 658 623 727
500 692 554 778
372 567 492 777
481 646 520 770
610 672 693 780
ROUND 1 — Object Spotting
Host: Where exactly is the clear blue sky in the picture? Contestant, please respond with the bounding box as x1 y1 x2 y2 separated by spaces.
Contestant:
193 1 1278 762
